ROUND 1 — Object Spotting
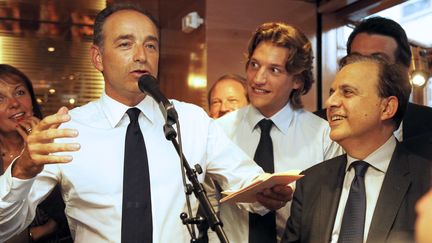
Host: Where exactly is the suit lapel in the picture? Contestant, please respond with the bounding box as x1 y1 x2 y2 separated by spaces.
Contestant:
367 144 411 242
318 155 347 241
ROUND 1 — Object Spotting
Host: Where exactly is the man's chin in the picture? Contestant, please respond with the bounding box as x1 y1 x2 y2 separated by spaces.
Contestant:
329 132 344 143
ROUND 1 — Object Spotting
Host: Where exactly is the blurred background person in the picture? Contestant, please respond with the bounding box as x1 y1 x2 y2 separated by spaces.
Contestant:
314 17 432 142
0 64 71 243
208 74 248 118
416 190 432 243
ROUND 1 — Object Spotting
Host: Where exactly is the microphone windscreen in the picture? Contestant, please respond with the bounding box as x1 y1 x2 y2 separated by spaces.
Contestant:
138 74 159 93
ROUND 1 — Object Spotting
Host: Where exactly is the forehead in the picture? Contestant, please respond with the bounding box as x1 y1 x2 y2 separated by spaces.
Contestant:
215 79 243 89
333 61 380 88
251 41 290 66
212 79 244 95
350 33 398 62
0 74 24 86
103 9 159 39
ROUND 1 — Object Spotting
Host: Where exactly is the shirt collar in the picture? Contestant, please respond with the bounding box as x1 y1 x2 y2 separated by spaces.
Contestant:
346 135 397 173
100 92 157 128
245 102 294 134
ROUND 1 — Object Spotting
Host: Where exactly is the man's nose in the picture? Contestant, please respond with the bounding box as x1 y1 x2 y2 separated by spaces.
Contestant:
325 91 343 116
253 67 268 85
133 45 147 63
220 100 235 113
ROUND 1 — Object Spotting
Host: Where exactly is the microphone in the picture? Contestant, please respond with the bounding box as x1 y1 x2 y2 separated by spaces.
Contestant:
138 74 178 125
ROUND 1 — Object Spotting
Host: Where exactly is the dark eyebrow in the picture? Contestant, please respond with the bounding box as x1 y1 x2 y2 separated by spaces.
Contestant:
113 34 135 43
145 35 159 44
270 63 285 69
339 84 359 93
113 34 159 44
15 84 26 90
351 51 391 61
370 52 391 61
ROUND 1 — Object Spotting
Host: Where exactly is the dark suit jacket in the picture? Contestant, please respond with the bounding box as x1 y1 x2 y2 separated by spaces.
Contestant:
282 144 431 243
403 131 432 160
313 102 432 140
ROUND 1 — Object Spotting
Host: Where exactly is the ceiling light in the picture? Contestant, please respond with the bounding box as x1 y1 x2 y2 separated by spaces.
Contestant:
411 71 428 87
410 46 430 87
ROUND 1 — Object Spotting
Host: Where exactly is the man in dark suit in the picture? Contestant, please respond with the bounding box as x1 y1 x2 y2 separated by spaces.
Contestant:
314 17 432 141
403 131 432 160
283 54 431 243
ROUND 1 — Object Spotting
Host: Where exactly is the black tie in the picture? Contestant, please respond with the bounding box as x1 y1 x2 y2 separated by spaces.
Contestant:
249 119 277 243
121 108 152 243
338 161 369 243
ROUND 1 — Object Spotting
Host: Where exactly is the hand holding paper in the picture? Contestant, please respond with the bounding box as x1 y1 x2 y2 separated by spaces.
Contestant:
220 170 303 204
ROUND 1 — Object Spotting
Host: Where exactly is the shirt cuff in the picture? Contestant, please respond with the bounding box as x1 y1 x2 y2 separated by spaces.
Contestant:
237 201 270 216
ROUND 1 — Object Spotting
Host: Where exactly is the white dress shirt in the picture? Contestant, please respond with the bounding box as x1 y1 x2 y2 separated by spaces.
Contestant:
394 121 403 142
330 136 396 243
0 92 265 243
214 104 343 243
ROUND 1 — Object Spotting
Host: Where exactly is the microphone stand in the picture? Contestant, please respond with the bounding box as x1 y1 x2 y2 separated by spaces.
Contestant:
163 118 229 243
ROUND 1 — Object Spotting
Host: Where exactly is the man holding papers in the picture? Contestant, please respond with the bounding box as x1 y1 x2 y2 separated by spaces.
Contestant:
282 54 432 243
214 22 342 243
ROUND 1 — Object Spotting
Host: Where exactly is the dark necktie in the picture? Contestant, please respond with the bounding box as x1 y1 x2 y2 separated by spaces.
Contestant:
338 160 369 243
249 119 277 243
121 108 152 243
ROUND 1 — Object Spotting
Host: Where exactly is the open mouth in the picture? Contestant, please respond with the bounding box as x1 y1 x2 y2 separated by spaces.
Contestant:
9 112 26 122
252 87 270 94
329 114 346 121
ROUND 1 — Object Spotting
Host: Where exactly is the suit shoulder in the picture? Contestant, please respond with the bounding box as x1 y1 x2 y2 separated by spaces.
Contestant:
406 148 432 169
407 102 432 115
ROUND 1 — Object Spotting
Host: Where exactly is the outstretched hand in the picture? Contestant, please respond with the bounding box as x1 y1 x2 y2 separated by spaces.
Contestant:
256 184 294 211
13 107 81 179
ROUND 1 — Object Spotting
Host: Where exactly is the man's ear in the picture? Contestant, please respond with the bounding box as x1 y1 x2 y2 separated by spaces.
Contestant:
90 45 103 72
381 96 398 121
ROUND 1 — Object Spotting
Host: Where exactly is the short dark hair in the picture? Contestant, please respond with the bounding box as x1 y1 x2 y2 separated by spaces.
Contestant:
339 54 411 128
246 22 314 109
346 16 411 68
207 74 248 106
0 64 43 119
93 3 159 47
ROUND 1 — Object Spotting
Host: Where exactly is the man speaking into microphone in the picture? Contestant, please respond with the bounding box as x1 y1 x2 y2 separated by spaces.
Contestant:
138 74 178 126
0 3 292 243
